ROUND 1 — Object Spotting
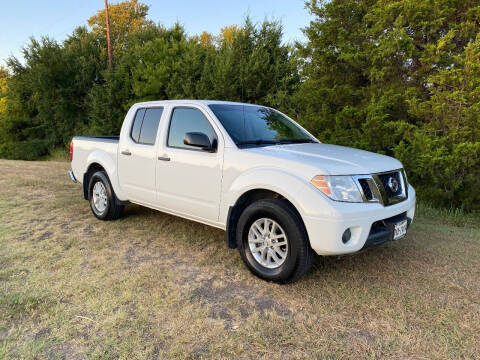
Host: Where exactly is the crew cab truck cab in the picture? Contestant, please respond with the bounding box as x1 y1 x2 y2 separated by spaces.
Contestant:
70 100 416 283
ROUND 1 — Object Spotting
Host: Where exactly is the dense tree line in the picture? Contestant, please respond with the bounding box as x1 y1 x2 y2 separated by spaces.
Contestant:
0 0 479 210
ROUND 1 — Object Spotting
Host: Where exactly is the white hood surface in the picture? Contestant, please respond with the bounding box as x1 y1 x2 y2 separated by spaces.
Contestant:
247 143 403 176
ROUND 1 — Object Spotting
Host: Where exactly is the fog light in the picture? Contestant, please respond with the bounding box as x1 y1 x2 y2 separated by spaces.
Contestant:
342 228 352 244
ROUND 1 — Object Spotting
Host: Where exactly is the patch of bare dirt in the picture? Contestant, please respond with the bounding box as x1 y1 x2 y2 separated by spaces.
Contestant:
16 231 33 241
34 327 51 340
37 231 53 241
192 280 291 319
82 225 94 236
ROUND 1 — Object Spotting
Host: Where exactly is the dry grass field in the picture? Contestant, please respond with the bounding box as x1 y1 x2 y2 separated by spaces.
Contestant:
0 159 479 359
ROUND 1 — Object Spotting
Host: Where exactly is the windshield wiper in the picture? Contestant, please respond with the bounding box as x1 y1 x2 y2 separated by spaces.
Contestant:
236 139 317 147
236 139 279 146
278 139 317 144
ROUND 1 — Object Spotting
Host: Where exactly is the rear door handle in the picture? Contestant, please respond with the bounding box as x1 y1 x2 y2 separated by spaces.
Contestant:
121 150 132 156
158 156 170 161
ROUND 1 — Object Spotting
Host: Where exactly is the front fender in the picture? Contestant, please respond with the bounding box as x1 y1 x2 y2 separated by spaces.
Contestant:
221 167 337 225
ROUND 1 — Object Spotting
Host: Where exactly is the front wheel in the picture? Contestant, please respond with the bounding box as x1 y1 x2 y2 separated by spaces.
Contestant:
88 171 124 220
236 199 313 283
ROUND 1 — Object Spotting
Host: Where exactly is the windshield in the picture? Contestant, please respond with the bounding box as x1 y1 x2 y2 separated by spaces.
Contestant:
208 104 315 147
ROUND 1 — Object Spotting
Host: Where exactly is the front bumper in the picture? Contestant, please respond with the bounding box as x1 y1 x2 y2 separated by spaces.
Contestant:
361 212 410 250
304 185 416 255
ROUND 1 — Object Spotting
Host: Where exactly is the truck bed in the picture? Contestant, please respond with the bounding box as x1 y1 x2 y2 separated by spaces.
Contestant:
71 136 120 185
73 136 119 142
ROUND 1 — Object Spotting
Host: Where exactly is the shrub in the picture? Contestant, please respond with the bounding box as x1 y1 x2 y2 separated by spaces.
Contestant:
0 140 51 161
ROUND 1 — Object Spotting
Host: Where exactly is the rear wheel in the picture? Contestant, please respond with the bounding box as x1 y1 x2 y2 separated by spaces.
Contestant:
88 171 124 220
236 198 313 283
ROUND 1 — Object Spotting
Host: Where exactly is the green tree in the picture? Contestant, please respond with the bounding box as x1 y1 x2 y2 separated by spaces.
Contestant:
198 18 299 111
0 28 104 158
130 24 203 101
86 23 166 134
298 0 480 210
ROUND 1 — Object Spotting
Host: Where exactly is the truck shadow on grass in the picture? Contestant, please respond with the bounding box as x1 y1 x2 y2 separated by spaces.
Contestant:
120 204 423 310
122 203 417 283
120 205 298 325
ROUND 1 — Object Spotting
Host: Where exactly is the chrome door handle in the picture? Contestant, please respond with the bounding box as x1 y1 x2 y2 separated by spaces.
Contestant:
158 156 170 161
121 150 132 156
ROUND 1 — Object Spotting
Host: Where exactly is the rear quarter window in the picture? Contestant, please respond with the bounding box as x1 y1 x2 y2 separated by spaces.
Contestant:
139 108 163 145
130 108 163 145
130 108 146 143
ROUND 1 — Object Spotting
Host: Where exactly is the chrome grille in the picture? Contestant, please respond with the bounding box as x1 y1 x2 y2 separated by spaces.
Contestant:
353 169 408 206
358 178 374 201
378 171 403 198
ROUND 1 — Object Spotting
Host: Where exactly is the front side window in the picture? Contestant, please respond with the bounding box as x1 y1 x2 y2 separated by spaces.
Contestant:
168 108 217 150
208 104 314 147
130 107 163 145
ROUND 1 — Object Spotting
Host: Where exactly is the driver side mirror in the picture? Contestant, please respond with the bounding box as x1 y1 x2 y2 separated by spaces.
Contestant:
184 132 216 152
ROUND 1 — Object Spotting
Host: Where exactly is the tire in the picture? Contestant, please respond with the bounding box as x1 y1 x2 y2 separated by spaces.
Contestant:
236 198 313 283
88 171 124 220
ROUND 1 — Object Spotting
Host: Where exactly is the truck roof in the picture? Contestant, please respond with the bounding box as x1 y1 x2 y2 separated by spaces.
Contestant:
132 100 263 107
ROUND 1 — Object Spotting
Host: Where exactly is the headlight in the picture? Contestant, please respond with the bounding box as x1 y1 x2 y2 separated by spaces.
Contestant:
310 175 363 202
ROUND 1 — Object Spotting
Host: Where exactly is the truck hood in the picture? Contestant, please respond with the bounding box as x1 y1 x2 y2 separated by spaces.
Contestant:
247 143 403 176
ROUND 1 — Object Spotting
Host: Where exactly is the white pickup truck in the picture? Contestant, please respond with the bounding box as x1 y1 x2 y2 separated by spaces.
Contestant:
69 100 415 283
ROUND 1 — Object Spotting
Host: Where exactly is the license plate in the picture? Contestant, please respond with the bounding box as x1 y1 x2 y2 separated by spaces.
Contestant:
393 220 408 240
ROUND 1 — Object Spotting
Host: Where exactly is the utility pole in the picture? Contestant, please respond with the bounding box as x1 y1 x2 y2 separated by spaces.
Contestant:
104 0 112 67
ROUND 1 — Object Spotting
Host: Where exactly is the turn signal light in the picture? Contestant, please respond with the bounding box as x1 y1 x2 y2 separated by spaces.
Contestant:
310 176 332 196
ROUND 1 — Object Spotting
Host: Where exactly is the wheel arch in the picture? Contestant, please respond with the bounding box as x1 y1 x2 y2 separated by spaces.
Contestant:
226 188 308 249
83 162 128 206
83 162 106 200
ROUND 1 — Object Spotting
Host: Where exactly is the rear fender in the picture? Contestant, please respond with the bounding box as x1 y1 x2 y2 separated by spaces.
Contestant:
85 150 127 201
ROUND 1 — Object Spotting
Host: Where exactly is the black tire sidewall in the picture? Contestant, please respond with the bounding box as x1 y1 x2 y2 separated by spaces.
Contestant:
237 199 305 282
88 171 113 220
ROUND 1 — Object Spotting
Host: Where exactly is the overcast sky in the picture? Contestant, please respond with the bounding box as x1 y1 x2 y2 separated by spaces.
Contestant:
0 0 311 65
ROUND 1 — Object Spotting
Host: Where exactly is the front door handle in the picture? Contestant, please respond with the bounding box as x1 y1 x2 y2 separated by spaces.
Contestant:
121 150 132 156
158 156 171 161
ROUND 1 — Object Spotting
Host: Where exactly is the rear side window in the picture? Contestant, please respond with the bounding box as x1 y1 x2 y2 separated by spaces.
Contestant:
139 108 163 145
167 108 217 150
130 107 163 145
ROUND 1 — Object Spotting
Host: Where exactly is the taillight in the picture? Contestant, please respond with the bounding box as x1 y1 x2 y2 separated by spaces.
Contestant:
69 141 73 162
